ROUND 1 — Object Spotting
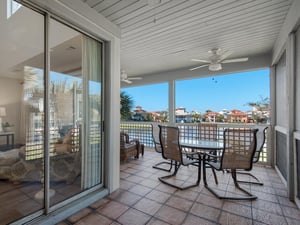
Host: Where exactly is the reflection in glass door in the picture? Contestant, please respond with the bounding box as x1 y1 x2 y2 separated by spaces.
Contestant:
49 19 103 206
0 1 45 224
0 1 104 222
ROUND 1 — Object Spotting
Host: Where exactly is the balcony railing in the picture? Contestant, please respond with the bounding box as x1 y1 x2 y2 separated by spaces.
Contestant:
120 122 271 165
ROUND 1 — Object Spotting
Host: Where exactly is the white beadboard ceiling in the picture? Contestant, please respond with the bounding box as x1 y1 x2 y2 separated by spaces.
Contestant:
81 0 293 77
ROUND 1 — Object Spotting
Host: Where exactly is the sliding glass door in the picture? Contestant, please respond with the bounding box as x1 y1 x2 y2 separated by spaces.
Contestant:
0 1 45 224
0 1 104 223
49 19 104 205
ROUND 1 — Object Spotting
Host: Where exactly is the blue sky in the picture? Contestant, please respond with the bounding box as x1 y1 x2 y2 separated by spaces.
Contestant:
122 69 270 113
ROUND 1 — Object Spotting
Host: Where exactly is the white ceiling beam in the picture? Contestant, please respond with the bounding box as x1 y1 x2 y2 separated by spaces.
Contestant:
272 0 300 65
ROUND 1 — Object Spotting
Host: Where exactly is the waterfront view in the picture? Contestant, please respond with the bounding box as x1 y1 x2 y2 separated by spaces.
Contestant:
121 69 270 124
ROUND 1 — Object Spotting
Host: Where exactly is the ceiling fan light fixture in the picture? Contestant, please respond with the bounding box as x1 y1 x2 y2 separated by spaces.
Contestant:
209 63 222 71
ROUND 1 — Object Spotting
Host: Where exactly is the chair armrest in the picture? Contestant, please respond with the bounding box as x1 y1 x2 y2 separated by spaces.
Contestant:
129 138 139 145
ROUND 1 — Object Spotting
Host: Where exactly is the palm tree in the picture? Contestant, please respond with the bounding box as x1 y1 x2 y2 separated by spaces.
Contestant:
120 91 134 120
247 96 270 123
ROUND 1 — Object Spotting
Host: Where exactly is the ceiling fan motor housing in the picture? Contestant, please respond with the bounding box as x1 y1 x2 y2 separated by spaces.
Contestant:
209 63 222 71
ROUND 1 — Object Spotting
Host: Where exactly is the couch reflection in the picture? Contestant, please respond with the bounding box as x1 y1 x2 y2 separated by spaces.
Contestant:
0 128 81 184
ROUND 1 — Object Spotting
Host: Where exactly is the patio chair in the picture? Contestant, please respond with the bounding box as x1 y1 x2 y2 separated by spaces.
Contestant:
198 123 218 141
120 131 139 161
203 128 258 200
236 126 268 185
158 125 202 190
151 123 173 172
197 123 219 182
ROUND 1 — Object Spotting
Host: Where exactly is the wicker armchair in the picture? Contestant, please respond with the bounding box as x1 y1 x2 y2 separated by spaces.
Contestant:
120 131 139 161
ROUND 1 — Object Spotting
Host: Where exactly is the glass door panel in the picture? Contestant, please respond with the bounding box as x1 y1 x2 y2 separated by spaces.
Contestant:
49 19 83 205
49 19 103 206
0 1 45 224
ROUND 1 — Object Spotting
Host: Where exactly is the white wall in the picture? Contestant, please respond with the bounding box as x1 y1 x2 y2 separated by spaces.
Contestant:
296 27 300 130
0 77 22 145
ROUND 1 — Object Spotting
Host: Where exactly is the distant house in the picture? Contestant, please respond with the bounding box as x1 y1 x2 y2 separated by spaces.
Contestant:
149 111 160 122
205 111 219 122
175 107 192 123
219 109 230 119
132 106 146 121
229 109 248 123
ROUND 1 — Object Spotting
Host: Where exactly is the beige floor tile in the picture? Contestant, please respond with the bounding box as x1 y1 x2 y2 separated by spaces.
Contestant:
67 208 92 223
190 202 221 222
96 200 129 219
133 198 162 215
182 214 216 225
154 205 187 225
89 198 110 209
196 193 223 208
165 196 193 212
252 208 287 225
222 201 252 218
252 198 283 215
281 205 300 220
117 208 151 225
128 184 153 196
74 212 112 225
112 190 142 206
146 217 171 225
145 189 171 204
219 211 252 225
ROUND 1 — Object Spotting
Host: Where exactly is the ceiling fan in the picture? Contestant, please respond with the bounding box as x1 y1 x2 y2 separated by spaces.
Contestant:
121 70 142 84
189 48 248 71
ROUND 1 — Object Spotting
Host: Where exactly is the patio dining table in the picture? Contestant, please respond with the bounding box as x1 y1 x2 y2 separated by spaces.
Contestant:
180 138 224 153
179 138 224 184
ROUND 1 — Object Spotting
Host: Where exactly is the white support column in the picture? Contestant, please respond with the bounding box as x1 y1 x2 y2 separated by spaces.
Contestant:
168 80 175 125
286 33 296 200
269 66 276 167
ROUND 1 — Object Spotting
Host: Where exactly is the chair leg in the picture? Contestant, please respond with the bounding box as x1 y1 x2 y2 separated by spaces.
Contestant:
158 161 201 190
230 170 257 200
203 166 257 200
211 167 218 184
153 160 173 172
202 160 218 185
236 171 263 185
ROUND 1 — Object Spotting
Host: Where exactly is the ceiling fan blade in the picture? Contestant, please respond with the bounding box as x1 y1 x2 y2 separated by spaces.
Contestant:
122 79 132 84
191 59 210 63
222 58 248 63
129 77 142 80
219 50 233 60
189 64 209 71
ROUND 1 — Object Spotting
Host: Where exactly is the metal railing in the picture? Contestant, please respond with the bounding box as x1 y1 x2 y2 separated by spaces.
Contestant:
120 121 271 164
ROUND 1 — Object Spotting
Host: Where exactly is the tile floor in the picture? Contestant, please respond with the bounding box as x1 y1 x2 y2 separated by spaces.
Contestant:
60 149 300 225
0 174 81 225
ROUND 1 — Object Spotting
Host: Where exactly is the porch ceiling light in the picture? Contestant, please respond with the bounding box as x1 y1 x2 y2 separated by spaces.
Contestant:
209 63 222 71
